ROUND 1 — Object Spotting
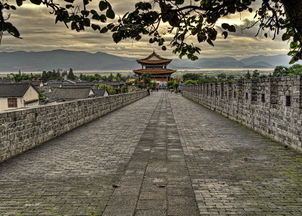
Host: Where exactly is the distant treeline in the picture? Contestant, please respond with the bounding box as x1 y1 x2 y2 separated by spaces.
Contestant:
183 64 302 85
6 68 130 83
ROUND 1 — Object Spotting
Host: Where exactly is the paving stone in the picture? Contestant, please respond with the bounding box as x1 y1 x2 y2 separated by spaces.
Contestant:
102 92 199 215
0 91 301 216
0 93 160 215
169 93 302 216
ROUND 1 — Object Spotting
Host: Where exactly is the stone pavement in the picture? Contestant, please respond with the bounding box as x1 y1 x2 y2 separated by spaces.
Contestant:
169 93 302 215
0 91 301 216
0 93 160 215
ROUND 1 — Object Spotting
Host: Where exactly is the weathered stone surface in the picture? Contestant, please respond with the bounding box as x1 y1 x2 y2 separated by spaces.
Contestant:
103 92 199 216
0 92 158 216
180 76 302 151
170 92 302 216
0 91 301 215
0 91 148 163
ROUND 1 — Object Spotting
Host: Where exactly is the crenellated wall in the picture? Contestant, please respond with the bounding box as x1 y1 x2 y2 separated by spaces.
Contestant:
181 76 302 151
0 91 148 163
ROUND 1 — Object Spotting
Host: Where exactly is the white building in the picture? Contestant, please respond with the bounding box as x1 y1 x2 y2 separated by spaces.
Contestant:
0 83 39 111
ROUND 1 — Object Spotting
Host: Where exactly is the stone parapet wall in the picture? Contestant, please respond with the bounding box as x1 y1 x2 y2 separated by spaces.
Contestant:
0 91 148 163
181 76 302 151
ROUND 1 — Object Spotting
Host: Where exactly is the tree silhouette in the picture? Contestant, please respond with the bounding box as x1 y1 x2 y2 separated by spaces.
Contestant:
1 0 302 63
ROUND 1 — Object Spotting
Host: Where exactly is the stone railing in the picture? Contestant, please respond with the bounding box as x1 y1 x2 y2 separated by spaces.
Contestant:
0 91 148 163
181 76 302 151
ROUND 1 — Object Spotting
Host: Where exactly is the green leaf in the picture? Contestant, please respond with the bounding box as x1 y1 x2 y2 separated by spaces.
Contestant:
91 24 100 31
81 10 89 17
207 39 214 46
106 8 115 19
282 33 290 41
228 25 236 32
100 27 108 33
175 0 184 4
83 18 90 27
7 24 20 38
289 56 299 64
99 1 108 11
71 22 77 30
16 0 23 7
30 0 42 5
99 15 107 22
112 32 122 43
221 23 229 30
197 32 206 42
290 41 298 49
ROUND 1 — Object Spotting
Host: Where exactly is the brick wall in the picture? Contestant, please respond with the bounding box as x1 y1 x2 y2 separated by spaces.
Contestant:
0 91 148 162
181 76 302 151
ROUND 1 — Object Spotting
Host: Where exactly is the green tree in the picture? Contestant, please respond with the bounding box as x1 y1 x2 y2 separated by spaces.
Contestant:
217 73 227 81
185 80 198 85
167 80 175 89
121 85 128 93
107 73 114 82
67 68 76 80
252 70 260 79
139 73 152 88
98 83 116 95
245 71 251 79
115 73 122 82
273 66 290 77
183 73 201 81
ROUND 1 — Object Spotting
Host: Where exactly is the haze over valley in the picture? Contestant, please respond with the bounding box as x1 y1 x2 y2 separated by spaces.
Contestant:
0 50 297 73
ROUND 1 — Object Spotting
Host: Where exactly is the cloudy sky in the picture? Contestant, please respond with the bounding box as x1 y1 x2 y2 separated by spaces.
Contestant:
0 0 290 59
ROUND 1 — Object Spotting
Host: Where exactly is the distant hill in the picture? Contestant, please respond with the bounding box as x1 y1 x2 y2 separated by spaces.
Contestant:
0 50 298 72
0 50 137 72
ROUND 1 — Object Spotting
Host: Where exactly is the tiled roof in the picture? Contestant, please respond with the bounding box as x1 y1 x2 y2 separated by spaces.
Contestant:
140 51 169 60
133 69 176 75
137 51 172 65
48 87 93 101
137 59 172 64
0 83 31 97
100 81 125 86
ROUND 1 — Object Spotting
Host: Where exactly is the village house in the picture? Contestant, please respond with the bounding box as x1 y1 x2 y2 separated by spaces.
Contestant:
44 86 108 103
0 83 39 111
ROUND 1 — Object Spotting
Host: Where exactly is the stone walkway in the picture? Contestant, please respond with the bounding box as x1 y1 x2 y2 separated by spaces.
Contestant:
0 91 301 216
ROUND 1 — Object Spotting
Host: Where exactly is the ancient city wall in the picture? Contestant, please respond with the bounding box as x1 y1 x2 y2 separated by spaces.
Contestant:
181 76 302 151
0 91 148 163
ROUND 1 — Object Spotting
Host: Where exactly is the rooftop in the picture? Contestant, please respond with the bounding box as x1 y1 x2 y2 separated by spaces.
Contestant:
133 68 176 75
137 51 172 65
0 83 33 97
48 87 93 101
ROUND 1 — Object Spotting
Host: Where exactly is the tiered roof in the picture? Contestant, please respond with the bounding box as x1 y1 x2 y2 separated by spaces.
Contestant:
133 68 176 75
137 51 172 65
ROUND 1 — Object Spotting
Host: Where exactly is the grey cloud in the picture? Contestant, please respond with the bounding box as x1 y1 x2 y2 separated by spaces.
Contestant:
0 0 290 60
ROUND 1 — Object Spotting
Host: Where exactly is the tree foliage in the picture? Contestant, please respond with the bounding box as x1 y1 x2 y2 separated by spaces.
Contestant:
98 83 116 95
1 0 302 63
273 64 302 76
67 68 76 80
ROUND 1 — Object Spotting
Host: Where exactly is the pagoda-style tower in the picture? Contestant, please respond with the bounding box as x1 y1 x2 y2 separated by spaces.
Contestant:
133 52 176 82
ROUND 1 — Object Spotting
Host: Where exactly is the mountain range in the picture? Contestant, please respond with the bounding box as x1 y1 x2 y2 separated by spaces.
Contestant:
0 49 298 72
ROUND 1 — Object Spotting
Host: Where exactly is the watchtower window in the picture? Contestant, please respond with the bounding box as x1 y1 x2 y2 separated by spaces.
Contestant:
245 93 248 100
286 95 291 107
234 91 237 98
261 94 265 103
